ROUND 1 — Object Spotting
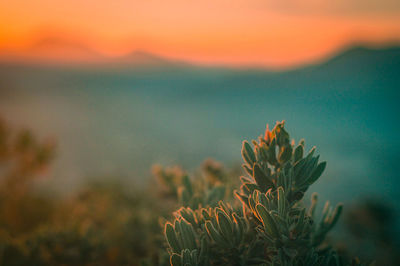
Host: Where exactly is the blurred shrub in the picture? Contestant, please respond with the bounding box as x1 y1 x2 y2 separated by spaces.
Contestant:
0 116 56 235
340 198 400 265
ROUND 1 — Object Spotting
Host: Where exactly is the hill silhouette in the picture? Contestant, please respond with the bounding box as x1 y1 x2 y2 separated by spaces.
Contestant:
1 33 399 71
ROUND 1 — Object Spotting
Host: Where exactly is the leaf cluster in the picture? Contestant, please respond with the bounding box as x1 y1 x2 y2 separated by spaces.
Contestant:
163 121 354 266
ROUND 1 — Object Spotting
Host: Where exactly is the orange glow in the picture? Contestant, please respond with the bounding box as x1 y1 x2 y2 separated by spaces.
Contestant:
0 0 399 68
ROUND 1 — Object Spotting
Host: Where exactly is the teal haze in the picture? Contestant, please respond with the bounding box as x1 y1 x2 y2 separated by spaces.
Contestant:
0 45 399 219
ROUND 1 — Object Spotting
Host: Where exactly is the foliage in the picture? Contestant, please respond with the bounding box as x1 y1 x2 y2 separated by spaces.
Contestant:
0 117 56 235
153 159 235 209
162 121 354 265
0 118 164 265
342 198 400 265
0 117 377 265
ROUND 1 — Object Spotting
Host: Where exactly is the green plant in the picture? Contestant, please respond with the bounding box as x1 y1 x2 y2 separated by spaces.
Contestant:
163 121 349 265
152 161 230 209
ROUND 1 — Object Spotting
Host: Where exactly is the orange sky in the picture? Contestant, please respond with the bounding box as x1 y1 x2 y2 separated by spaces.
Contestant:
1 0 400 67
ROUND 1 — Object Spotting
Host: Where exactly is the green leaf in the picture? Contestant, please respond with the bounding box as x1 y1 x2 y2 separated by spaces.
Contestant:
165 222 181 253
308 193 318 218
234 191 249 207
179 208 197 226
278 145 292 164
180 219 197 250
277 187 286 216
198 237 208 264
178 187 191 206
255 204 280 238
293 144 304 162
328 203 343 230
170 253 182 266
216 209 233 241
267 138 278 165
182 249 191 265
242 164 253 176
201 208 211 220
308 161 327 185
253 163 274 192
205 221 226 246
242 141 256 166
244 182 258 192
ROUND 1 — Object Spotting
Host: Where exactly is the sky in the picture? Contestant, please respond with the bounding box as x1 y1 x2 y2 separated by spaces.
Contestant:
1 0 400 67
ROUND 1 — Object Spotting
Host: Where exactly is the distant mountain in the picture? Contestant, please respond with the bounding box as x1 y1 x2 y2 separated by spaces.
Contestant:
109 50 186 67
28 36 103 61
0 36 105 64
1 36 399 73
0 36 188 68
315 45 400 71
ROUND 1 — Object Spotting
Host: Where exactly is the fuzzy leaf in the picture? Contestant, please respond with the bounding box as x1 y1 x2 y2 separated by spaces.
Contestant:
242 141 256 166
308 161 327 185
253 163 274 192
165 223 181 253
205 221 226 246
293 144 304 162
256 204 280 238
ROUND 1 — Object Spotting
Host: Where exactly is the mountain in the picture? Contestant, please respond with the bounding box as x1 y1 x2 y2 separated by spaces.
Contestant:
27 36 103 61
1 38 399 74
312 45 400 74
0 36 105 64
246 44 400 92
0 36 188 69
109 50 188 68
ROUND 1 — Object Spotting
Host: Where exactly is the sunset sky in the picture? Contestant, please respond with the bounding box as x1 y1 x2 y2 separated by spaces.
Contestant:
1 0 400 67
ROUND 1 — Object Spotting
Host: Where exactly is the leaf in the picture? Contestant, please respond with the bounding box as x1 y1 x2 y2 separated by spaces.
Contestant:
234 191 249 207
190 249 198 265
242 164 253 176
182 249 191 265
255 204 280 238
240 176 252 184
165 222 181 253
202 208 211 220
198 237 208 264
328 203 343 230
278 145 292 164
267 138 278 165
216 209 233 241
293 144 304 162
179 208 197 226
170 253 182 266
308 193 318 218
178 187 191 206
244 182 258 192
180 219 197 250
205 221 226 246
248 196 259 220
308 161 327 185
277 187 286 216
242 141 256 166
253 163 274 192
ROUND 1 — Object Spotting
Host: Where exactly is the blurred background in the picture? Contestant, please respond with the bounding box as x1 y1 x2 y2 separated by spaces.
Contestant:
0 0 399 265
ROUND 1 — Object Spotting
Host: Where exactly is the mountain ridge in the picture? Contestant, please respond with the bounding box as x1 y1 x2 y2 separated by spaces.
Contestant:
0 37 399 72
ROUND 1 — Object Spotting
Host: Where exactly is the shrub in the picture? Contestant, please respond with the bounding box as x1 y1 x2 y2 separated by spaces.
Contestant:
162 121 349 265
